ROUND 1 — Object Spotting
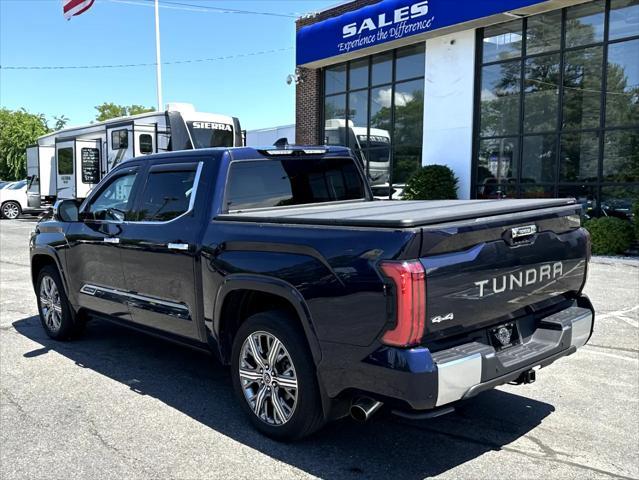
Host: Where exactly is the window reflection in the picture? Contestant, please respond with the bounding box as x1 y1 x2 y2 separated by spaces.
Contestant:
476 183 516 200
481 61 521 137
396 44 425 81
325 64 346 95
558 185 598 216
323 45 425 190
483 20 523 63
565 1 605 47
560 131 599 182
526 10 561 55
603 129 639 182
476 3 639 214
522 135 557 183
349 58 369 90
478 138 518 183
520 185 555 198
348 90 368 129
601 185 638 219
606 39 639 127
524 54 560 133
563 46 603 130
609 0 639 41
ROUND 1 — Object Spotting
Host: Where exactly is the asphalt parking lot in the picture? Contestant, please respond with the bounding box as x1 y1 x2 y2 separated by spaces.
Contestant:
1 217 638 480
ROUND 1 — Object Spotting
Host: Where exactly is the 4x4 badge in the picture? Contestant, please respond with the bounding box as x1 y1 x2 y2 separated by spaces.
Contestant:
431 313 454 324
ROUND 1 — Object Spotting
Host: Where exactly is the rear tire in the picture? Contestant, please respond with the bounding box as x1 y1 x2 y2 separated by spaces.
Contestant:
36 265 83 340
1 201 21 220
231 310 325 441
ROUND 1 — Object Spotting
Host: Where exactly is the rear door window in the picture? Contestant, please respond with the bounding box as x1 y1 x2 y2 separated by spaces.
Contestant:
133 163 199 222
225 157 365 211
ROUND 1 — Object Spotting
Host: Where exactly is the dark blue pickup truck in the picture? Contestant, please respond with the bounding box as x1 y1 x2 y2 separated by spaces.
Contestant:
30 146 594 440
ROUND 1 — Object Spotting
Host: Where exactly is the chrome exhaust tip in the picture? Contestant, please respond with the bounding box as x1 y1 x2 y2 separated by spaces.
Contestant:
350 397 383 423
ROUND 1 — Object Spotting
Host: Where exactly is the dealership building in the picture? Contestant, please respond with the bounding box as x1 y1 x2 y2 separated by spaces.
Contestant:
294 0 638 212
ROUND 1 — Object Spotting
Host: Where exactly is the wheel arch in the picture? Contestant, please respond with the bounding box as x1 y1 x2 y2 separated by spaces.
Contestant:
30 249 70 299
213 274 322 366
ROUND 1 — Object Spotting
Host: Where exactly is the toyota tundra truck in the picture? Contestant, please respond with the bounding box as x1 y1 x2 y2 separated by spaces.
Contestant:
30 146 594 440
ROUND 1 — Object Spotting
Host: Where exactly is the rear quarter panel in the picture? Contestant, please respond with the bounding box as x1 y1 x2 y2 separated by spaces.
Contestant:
201 221 418 347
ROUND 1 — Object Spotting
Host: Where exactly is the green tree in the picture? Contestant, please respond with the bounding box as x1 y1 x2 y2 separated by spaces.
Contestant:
53 115 69 131
94 102 154 122
403 164 459 200
0 108 50 180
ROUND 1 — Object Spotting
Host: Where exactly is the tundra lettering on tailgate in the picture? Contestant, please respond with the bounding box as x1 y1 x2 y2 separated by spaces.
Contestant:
474 262 564 298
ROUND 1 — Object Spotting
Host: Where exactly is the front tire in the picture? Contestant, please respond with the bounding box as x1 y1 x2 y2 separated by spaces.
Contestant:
231 310 325 441
36 265 83 340
1 201 21 219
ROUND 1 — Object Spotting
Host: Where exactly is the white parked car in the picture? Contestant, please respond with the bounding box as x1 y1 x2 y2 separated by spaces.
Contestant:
0 180 43 219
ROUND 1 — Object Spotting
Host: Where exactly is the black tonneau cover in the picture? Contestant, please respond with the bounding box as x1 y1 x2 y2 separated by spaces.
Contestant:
217 199 578 228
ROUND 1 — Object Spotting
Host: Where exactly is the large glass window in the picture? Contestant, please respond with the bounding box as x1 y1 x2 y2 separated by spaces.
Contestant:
322 44 425 193
474 2 639 216
225 158 366 211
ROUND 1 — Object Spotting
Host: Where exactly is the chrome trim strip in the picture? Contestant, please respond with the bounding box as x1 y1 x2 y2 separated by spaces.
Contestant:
167 243 189 251
80 283 191 320
436 353 482 407
103 237 120 244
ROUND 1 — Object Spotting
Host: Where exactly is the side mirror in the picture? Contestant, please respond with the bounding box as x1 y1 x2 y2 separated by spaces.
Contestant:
53 199 80 222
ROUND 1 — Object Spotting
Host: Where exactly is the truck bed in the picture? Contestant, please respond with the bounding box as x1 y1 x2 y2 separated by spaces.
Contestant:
217 199 577 228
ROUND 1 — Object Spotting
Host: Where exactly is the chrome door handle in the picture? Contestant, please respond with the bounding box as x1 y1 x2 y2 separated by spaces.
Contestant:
103 237 120 244
168 243 189 251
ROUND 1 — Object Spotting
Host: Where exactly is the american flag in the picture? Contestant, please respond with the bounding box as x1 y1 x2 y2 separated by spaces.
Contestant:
63 0 95 20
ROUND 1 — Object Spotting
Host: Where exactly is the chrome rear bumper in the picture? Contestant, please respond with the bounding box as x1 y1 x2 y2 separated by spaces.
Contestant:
433 305 594 407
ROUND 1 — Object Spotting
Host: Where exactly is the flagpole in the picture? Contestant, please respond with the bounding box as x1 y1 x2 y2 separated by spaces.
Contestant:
154 0 163 111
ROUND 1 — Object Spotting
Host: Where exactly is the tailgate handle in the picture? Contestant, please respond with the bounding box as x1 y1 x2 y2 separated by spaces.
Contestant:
506 224 538 245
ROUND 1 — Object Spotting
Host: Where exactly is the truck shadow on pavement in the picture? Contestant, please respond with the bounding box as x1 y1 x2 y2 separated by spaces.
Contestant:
13 315 556 480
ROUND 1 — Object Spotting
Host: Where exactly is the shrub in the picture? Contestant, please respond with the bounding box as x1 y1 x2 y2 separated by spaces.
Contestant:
583 216 634 255
403 165 458 200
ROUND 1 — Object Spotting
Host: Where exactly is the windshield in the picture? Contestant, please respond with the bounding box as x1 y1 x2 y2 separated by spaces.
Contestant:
8 180 27 190
357 135 391 163
226 157 366 211
187 121 234 148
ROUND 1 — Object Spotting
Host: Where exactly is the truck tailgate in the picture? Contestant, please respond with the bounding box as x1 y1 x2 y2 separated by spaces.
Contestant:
420 211 588 339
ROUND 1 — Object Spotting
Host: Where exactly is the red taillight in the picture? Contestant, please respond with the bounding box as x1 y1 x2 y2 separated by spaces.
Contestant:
379 260 426 347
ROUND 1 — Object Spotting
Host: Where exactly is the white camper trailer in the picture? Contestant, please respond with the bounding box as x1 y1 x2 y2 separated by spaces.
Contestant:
27 103 243 204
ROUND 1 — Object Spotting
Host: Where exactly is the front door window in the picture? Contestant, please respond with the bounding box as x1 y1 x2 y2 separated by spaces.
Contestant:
85 172 137 221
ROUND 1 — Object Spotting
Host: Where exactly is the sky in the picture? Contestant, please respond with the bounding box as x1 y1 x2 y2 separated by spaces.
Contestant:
0 0 337 130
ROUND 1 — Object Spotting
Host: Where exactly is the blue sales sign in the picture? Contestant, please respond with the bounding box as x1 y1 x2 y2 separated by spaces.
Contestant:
297 0 549 65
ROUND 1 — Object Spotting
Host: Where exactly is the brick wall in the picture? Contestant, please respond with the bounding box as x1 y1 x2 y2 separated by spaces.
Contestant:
295 0 382 145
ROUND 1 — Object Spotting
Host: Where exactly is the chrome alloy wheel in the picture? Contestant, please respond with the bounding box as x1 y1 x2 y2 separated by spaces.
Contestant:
239 331 298 426
2 202 20 219
39 275 62 333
